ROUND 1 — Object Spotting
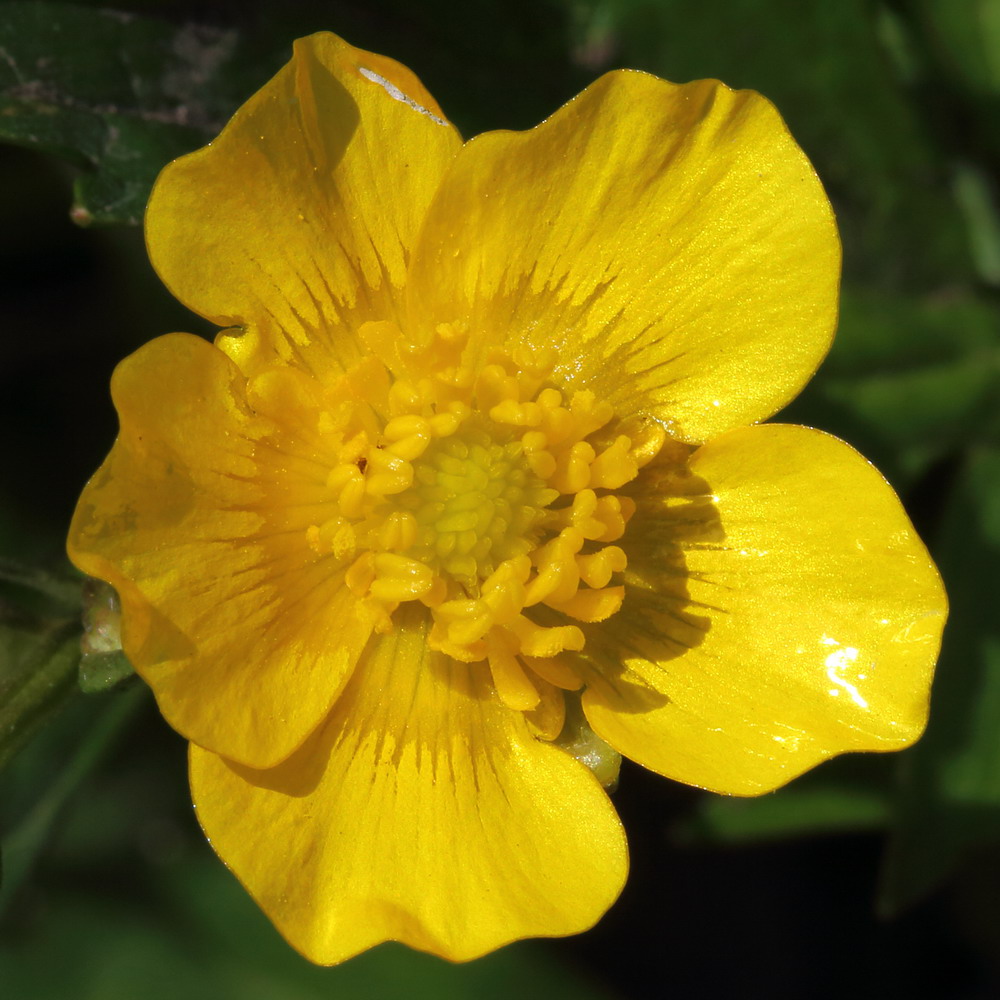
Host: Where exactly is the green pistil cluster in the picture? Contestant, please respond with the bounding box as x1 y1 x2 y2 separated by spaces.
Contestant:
395 423 558 587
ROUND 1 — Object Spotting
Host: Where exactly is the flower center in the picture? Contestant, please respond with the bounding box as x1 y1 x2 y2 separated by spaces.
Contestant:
397 420 557 588
308 324 666 722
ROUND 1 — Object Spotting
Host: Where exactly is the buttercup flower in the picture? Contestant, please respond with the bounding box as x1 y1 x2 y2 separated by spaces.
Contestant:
68 33 946 964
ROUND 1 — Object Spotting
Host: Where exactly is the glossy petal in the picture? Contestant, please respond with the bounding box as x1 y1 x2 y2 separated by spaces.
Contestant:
581 424 945 795
190 606 627 964
68 334 374 768
146 32 461 380
406 71 839 443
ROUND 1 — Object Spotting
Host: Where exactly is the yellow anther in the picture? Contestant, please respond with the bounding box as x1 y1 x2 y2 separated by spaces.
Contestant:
327 463 360 492
365 449 414 496
549 585 625 623
385 435 429 463
379 511 419 551
589 435 638 489
345 552 376 596
590 495 634 542
486 632 541 711
562 489 607 539
481 557 530 625
577 546 627 588
524 562 572 606
525 449 557 479
419 576 448 608
369 553 435 602
509 616 585 658
538 404 575 445
337 472 367 519
369 449 412 474
429 411 463 437
383 415 432 461
490 399 543 427
427 619 486 661
483 554 532 589
550 441 596 494
436 598 493 645
525 529 584 606
521 430 548 453
557 526 586 553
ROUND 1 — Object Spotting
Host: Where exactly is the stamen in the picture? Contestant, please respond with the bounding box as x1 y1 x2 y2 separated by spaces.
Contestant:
308 326 665 728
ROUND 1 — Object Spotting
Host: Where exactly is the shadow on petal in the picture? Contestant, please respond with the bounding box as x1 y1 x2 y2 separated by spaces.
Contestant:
224 711 333 798
559 444 723 712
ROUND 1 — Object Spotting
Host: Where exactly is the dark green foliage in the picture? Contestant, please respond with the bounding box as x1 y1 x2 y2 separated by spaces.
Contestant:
0 2 254 224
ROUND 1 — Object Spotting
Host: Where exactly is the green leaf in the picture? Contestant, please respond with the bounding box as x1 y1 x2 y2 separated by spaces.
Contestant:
0 683 145 910
782 287 1000 486
951 160 1000 285
680 786 889 845
879 446 1000 915
675 755 892 846
905 0 1000 98
0 850 616 1000
0 616 80 773
0 2 249 225
826 287 999 376
0 558 85 770
0 557 82 616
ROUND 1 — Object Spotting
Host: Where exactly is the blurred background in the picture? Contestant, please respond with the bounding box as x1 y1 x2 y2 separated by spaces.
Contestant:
2 1 999 997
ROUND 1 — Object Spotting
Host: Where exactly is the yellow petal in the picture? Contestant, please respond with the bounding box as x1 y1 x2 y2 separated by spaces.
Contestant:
407 71 839 443
189 606 627 964
146 32 461 380
67 334 374 768
581 424 946 795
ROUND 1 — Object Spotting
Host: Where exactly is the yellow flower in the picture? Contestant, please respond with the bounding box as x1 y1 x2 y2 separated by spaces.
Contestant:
68 33 946 964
